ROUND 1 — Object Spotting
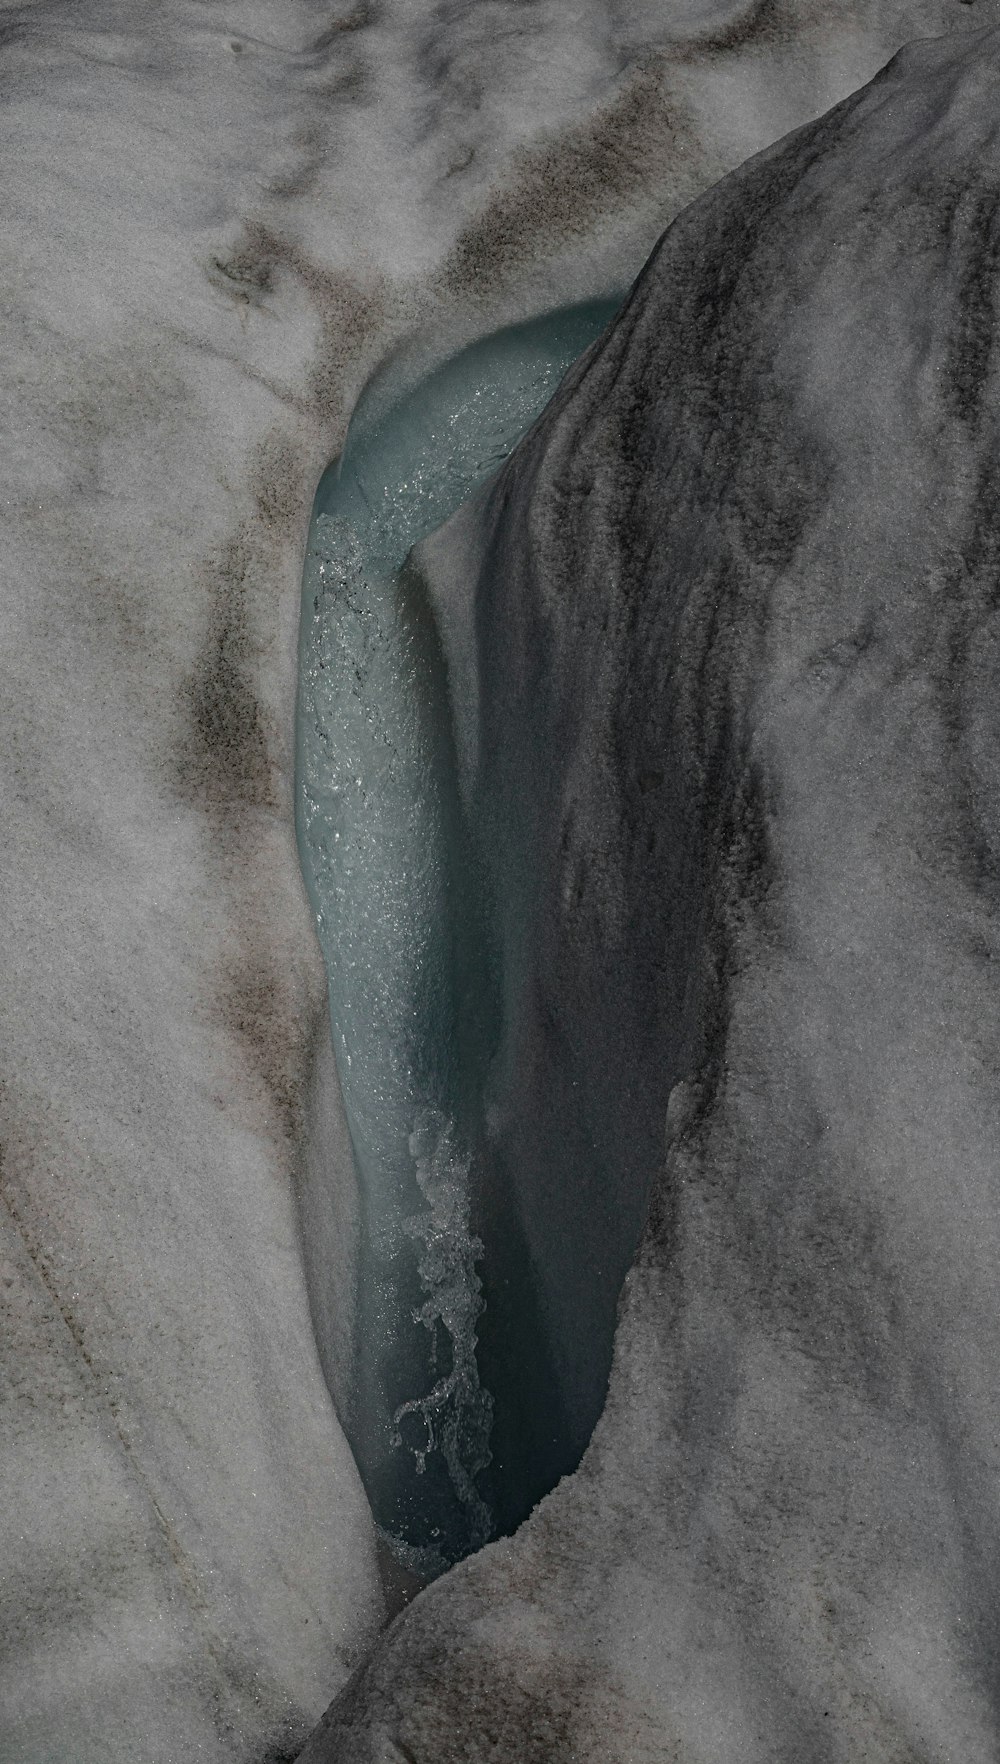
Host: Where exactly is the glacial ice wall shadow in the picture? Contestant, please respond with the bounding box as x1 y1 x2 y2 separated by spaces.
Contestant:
296 301 620 1573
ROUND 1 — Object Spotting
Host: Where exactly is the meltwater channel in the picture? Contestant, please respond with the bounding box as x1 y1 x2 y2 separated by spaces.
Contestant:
296 300 619 1576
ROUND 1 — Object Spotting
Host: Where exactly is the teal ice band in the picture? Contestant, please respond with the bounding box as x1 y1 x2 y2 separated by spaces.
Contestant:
295 300 621 1572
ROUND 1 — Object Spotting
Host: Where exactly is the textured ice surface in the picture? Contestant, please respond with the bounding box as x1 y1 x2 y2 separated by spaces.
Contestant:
2 0 996 1758
297 303 618 1568
301 26 1000 1764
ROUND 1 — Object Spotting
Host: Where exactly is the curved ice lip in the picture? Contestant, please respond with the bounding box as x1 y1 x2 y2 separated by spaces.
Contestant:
295 298 621 1573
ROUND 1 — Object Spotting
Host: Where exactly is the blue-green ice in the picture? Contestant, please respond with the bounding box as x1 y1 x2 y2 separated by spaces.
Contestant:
296 300 619 1573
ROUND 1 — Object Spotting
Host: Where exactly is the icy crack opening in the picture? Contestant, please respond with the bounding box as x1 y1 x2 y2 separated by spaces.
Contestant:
296 299 620 1575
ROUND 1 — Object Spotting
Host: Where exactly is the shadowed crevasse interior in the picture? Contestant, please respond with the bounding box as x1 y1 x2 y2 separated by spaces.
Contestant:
295 300 632 1574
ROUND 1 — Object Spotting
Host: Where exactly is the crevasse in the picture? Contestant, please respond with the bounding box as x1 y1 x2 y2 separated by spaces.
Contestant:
296 300 619 1574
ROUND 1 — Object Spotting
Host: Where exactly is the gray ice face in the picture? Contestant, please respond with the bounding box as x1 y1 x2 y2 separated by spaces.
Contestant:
302 24 1000 1764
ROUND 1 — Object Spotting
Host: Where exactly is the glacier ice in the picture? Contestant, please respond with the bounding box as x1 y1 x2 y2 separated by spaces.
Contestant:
296 301 619 1571
6 0 999 1753
301 25 1000 1764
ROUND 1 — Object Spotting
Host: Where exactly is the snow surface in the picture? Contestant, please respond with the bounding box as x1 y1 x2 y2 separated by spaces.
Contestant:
0 2 996 1760
301 24 1000 1763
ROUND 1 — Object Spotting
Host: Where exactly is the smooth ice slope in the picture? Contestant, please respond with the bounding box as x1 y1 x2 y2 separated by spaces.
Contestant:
297 303 619 1571
302 27 1000 1764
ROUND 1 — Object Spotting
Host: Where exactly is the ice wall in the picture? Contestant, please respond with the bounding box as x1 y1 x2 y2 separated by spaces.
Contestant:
301 27 1000 1763
297 303 619 1570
